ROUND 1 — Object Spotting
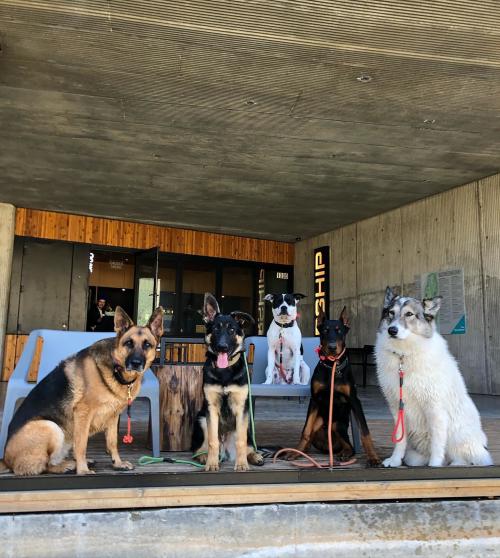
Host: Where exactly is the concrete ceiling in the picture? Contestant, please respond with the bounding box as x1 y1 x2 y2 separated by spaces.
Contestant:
0 1 499 242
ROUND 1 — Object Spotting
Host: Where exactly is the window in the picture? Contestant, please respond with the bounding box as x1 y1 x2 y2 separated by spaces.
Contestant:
180 261 216 335
158 262 177 335
221 266 253 315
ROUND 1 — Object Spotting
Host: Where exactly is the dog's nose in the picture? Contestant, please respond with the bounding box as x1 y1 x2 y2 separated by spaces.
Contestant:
130 358 144 367
216 343 229 353
280 306 288 314
388 326 398 337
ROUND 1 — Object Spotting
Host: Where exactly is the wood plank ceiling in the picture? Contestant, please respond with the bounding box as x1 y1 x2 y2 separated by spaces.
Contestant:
0 1 499 241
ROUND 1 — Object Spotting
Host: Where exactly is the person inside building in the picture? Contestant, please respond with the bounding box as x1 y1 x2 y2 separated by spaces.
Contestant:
87 297 107 332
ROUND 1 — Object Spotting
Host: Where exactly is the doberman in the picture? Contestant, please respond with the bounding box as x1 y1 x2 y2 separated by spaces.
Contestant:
287 306 381 467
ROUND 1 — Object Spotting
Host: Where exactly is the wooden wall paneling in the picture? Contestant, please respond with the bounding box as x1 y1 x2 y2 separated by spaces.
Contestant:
2 335 18 381
1 334 42 382
15 208 294 265
479 174 500 394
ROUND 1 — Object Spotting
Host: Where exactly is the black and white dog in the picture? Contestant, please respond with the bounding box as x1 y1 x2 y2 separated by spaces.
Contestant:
263 293 310 385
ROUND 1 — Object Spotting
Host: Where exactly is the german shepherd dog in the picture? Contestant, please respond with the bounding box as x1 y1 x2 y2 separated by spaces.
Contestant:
192 293 264 471
287 307 381 466
1 306 164 476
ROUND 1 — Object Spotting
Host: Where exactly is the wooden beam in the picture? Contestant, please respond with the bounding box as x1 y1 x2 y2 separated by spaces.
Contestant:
14 208 294 265
0 478 498 513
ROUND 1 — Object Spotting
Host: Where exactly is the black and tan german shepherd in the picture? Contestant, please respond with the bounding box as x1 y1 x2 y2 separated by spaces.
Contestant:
192 293 264 471
0 306 164 476
287 307 381 467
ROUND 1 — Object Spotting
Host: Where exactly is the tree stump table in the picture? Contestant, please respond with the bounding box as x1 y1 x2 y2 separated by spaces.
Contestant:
153 364 204 451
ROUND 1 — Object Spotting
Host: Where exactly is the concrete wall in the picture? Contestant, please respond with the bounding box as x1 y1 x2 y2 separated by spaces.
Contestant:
294 173 500 394
1 500 499 558
0 204 16 368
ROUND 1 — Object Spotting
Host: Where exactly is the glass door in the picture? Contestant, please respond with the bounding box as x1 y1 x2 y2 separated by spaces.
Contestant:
134 246 159 326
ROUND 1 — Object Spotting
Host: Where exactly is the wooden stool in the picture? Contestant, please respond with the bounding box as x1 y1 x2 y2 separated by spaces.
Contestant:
153 364 204 451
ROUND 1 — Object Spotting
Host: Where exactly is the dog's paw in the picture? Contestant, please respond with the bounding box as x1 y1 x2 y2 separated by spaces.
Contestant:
205 459 220 472
336 451 354 463
248 452 265 466
76 466 96 475
366 457 383 468
196 452 208 465
428 458 444 468
263 376 273 385
280 450 300 461
383 456 402 468
113 460 134 471
234 460 250 472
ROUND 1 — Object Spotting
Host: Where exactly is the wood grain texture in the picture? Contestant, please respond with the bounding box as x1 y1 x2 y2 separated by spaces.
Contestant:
15 208 294 265
0 478 498 513
155 364 204 451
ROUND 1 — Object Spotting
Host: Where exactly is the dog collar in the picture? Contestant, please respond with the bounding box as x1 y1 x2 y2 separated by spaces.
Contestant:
319 357 348 376
315 347 348 375
113 364 137 386
274 320 295 328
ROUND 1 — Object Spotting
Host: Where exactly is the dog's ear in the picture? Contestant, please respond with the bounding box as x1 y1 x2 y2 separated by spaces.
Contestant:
147 306 165 341
203 293 220 323
114 306 134 336
293 293 306 301
339 306 350 332
264 293 274 303
230 311 255 329
383 286 396 308
317 305 327 326
423 297 442 320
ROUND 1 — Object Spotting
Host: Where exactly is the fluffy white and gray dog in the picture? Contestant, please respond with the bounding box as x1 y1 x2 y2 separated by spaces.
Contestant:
376 286 492 467
264 293 310 385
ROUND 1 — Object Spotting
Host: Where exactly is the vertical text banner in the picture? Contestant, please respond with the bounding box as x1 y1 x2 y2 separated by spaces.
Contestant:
314 246 330 335
257 268 265 335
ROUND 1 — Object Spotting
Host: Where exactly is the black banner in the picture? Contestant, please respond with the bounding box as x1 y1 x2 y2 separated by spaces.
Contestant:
313 246 330 335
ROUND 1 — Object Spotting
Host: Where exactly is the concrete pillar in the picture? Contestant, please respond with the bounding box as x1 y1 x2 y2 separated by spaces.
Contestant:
0 204 16 368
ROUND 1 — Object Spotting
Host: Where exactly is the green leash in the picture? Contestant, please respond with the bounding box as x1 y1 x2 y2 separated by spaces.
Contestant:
139 350 260 468
138 455 205 468
243 351 258 452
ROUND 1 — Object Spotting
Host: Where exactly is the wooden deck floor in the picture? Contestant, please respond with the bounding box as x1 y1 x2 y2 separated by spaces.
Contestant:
0 391 499 512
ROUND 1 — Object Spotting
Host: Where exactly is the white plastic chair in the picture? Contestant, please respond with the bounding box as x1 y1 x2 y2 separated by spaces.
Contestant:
0 330 161 458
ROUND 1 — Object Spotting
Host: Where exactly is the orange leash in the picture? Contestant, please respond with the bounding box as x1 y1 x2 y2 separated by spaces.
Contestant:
391 358 405 444
274 348 356 468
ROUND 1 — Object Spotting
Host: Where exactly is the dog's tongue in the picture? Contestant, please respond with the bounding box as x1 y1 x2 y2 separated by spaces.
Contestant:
217 352 229 368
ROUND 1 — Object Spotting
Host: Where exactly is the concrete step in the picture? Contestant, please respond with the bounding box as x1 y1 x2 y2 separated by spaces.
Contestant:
2 499 499 557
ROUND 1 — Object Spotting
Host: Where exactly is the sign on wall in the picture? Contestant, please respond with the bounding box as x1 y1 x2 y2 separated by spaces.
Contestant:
313 246 330 335
257 268 266 335
415 268 466 334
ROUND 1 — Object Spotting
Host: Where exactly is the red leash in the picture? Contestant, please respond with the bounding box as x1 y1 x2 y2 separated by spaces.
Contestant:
274 347 356 468
391 358 405 444
278 327 292 384
122 384 134 444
